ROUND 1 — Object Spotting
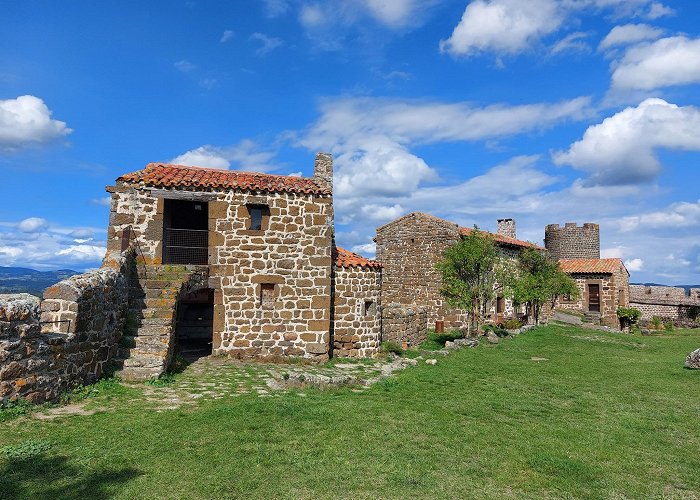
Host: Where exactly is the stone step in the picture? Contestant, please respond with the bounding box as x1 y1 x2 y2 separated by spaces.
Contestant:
120 332 171 347
134 324 173 337
115 366 164 382
120 353 167 369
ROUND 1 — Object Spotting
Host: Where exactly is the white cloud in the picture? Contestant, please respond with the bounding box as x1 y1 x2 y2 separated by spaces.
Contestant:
440 0 673 58
625 258 644 271
554 99 700 186
174 60 195 72
610 36 700 90
91 197 112 207
601 246 624 258
351 243 376 257
220 30 234 43
0 246 22 259
598 23 663 51
362 0 427 28
300 4 326 27
198 78 217 89
18 217 48 233
550 32 591 56
56 245 106 262
619 199 700 232
249 32 283 55
171 139 278 171
440 0 565 57
0 95 72 150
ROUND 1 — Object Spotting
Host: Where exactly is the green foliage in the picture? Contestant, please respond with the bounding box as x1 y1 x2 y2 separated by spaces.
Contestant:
436 227 504 334
664 320 674 332
651 316 663 330
60 378 122 404
381 341 404 355
502 318 524 330
419 329 464 350
0 440 52 460
511 249 579 325
145 372 177 387
483 324 510 337
687 305 700 321
0 399 34 422
617 307 642 330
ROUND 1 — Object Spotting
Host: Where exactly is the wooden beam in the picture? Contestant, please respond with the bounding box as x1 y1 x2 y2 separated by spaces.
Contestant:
148 189 219 202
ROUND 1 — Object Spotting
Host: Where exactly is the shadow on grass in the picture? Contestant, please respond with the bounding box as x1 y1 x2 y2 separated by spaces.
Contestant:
419 330 464 350
0 454 142 499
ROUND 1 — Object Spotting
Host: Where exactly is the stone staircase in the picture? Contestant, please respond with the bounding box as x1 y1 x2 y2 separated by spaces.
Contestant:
583 311 602 324
113 264 208 381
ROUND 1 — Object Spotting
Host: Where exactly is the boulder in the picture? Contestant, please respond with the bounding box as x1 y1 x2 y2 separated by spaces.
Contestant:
425 359 437 365
685 348 700 369
486 332 500 344
454 338 479 348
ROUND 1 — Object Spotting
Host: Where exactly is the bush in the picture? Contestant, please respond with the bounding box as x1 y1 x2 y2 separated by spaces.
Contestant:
617 307 641 330
502 318 523 330
687 305 700 321
664 320 674 332
651 316 663 330
381 341 404 355
483 324 510 338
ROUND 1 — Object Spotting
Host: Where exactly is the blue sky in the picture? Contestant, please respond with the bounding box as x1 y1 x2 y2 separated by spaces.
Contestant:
1 0 699 284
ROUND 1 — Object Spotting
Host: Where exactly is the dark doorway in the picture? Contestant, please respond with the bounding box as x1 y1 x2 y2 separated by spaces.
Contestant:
588 284 600 312
175 288 214 362
163 199 208 265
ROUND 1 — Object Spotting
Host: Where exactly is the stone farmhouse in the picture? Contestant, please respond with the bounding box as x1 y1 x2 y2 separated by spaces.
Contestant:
374 212 542 331
629 285 700 321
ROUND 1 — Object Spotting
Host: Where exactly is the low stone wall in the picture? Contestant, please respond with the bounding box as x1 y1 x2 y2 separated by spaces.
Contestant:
630 284 700 320
0 257 131 404
381 303 428 348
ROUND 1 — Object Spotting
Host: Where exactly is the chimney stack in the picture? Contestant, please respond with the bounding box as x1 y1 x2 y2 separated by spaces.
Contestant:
497 218 516 239
313 152 333 192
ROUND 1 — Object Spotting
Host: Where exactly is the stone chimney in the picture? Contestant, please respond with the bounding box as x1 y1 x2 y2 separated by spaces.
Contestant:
497 218 516 239
313 152 333 192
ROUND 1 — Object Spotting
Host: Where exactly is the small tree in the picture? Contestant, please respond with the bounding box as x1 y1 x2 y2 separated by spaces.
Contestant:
617 307 642 331
436 227 506 335
511 248 579 325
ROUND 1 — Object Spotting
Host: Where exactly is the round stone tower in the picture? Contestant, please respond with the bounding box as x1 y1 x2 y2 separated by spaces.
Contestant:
544 222 600 260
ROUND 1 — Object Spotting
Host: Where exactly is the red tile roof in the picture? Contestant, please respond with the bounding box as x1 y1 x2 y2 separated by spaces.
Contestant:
559 258 627 275
117 163 330 195
458 226 543 250
334 247 382 269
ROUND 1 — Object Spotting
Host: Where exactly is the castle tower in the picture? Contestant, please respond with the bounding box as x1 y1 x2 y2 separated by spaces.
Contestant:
544 222 600 260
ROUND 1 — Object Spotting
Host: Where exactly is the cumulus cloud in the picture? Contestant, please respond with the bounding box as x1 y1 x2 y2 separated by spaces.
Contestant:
0 220 106 269
171 139 278 171
598 23 663 51
625 258 644 271
249 32 283 55
17 217 48 233
554 99 700 186
619 199 700 232
610 36 700 90
0 95 72 150
440 0 565 57
440 0 673 58
220 30 234 43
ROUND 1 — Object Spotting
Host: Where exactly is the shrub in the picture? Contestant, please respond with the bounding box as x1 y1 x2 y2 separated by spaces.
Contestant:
483 324 510 338
687 305 700 321
664 320 674 332
617 307 641 330
381 341 404 355
651 316 663 330
502 318 523 330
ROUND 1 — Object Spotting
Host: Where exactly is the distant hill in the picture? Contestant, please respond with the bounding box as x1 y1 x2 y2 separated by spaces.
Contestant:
0 267 79 297
632 283 700 293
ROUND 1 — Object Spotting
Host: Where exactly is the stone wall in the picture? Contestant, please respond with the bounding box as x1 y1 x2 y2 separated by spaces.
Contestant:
556 263 629 328
629 284 700 320
544 223 600 260
107 181 334 361
0 256 131 403
332 265 382 358
381 304 428 348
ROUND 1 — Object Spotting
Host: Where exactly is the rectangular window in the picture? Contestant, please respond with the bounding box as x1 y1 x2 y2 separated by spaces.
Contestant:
363 300 376 316
247 204 270 231
261 283 275 309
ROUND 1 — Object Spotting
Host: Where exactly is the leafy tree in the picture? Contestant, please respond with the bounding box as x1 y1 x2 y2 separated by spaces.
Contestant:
436 227 509 335
511 248 579 325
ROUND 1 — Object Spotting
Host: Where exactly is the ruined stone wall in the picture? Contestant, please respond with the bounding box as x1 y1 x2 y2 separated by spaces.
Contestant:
375 213 466 329
332 265 381 358
381 304 428 348
629 284 700 320
0 256 131 403
545 223 600 260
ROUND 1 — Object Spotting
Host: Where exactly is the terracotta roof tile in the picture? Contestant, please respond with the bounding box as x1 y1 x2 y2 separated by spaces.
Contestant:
458 226 543 250
334 247 382 269
558 258 627 275
117 163 330 195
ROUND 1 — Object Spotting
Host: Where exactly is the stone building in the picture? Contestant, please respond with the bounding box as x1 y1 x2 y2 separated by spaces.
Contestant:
374 212 542 335
544 223 600 260
629 285 700 320
556 258 630 328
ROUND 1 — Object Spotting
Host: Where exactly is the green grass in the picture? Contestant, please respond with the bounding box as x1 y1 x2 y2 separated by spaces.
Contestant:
419 328 464 350
1 324 699 499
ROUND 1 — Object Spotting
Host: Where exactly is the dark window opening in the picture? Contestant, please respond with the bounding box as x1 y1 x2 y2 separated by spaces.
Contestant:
496 296 505 314
261 283 275 309
163 199 208 265
247 204 270 231
364 300 376 316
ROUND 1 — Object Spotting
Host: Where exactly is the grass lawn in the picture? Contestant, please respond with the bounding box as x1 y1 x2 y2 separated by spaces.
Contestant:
1 324 699 499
